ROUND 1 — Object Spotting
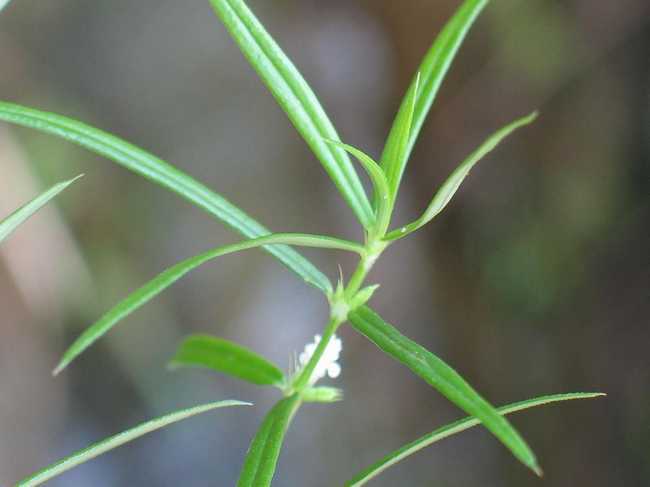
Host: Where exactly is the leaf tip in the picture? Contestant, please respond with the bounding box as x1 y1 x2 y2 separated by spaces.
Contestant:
51 361 66 377
524 110 539 124
533 464 544 477
69 173 85 183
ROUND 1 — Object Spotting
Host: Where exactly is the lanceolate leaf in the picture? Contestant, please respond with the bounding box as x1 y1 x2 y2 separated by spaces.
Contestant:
0 102 332 294
325 140 391 235
381 73 419 201
380 0 488 197
347 392 605 486
208 0 374 230
17 400 251 487
385 112 537 240
53 232 363 375
348 305 541 476
238 394 301 487
0 175 82 243
170 334 285 387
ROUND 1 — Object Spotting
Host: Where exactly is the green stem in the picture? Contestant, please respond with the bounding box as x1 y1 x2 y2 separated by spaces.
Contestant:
292 238 386 394
291 316 342 392
345 255 370 299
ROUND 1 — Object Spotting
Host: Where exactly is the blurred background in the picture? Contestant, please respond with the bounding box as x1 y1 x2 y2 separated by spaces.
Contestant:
1 0 648 485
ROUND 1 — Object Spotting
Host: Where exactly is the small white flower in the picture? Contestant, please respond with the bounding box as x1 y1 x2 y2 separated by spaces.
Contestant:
298 334 342 385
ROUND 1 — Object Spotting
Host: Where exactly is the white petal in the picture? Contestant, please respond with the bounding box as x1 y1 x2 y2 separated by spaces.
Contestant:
327 362 341 378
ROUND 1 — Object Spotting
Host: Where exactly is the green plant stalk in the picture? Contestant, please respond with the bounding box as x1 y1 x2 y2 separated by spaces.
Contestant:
291 233 387 394
290 316 342 393
244 230 385 484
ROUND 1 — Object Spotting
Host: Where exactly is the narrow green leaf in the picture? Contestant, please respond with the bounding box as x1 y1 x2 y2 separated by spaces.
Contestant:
385 112 538 240
238 394 301 487
0 102 332 294
0 175 82 243
382 73 419 201
348 305 541 475
208 0 374 230
347 392 605 486
324 140 391 235
53 232 363 375
17 400 251 487
169 334 285 387
380 0 488 197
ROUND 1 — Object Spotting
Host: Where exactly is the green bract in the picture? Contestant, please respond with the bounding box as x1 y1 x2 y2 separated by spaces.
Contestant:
2 0 602 485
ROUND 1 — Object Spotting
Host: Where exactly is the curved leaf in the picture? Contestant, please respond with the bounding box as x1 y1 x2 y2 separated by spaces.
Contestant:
381 72 419 201
0 101 332 294
386 112 537 240
0 175 82 243
238 394 301 487
208 0 374 229
17 400 251 487
347 392 605 486
348 305 541 476
53 232 362 375
380 0 489 197
324 140 391 235
170 334 285 386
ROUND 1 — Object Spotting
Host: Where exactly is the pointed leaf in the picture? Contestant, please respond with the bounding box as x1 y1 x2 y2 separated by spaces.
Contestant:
238 394 301 487
382 73 419 201
325 140 391 234
0 102 332 294
0 175 82 243
208 0 374 229
380 0 489 196
347 392 605 486
17 400 251 487
386 112 538 240
348 305 541 475
53 232 362 375
170 334 285 387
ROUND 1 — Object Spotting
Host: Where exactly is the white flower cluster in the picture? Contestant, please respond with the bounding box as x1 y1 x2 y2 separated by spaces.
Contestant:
298 334 342 385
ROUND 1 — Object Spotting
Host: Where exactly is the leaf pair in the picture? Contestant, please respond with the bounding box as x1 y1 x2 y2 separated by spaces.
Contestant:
331 109 537 241
385 112 538 240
